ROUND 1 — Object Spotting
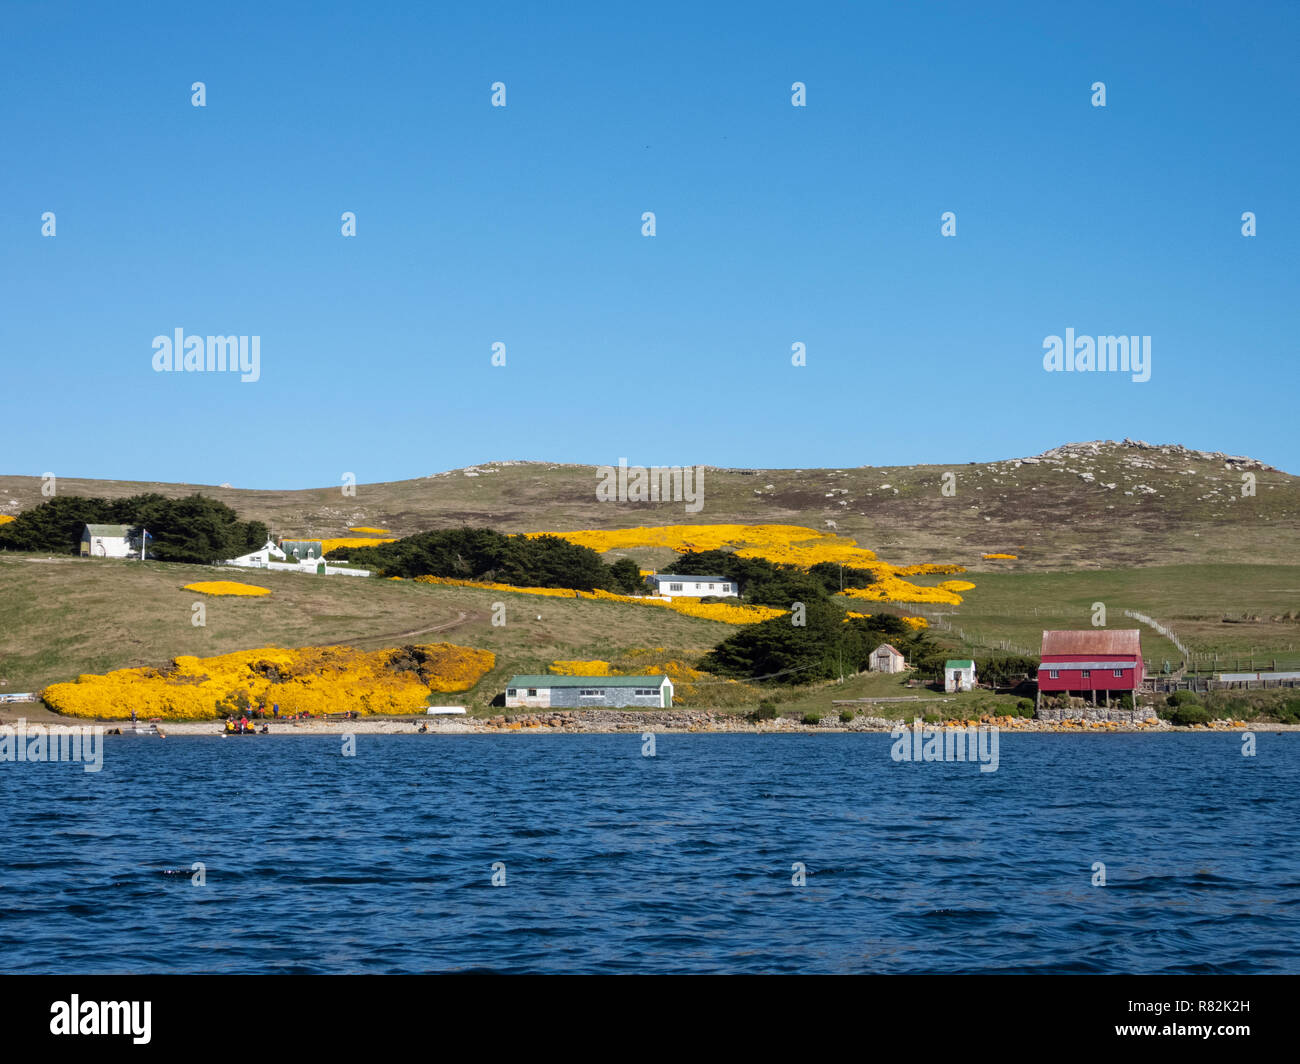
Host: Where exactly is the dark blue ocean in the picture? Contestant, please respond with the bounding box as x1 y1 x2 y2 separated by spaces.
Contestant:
1 733 1296 973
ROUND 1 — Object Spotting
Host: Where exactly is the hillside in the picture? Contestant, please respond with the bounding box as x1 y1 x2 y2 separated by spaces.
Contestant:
1 440 1295 570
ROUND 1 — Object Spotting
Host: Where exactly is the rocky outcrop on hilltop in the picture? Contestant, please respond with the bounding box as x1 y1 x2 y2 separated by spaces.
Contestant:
1028 439 1276 472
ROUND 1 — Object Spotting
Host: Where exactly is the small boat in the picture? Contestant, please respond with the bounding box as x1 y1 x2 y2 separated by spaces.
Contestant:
111 723 166 737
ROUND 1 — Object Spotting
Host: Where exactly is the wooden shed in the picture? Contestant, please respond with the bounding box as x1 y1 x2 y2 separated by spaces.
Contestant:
869 643 907 673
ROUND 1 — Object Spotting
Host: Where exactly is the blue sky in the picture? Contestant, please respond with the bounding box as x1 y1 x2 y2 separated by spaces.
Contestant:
1 1 1296 487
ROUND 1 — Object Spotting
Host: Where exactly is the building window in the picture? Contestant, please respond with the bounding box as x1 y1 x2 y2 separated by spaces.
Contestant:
506 689 516 697
1113 669 1123 678
634 688 657 696
670 583 682 591
1080 670 1090 679
1048 670 1059 679
579 689 602 697
527 688 537 697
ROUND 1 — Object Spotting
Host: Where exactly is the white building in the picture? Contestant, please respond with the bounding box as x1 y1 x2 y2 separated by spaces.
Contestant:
869 643 907 673
505 674 674 709
226 537 287 567
80 524 134 558
645 574 738 598
223 537 370 578
944 659 977 693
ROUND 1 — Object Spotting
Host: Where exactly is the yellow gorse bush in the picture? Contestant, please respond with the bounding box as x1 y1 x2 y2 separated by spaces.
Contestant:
183 581 271 597
348 527 391 534
550 660 613 675
534 524 880 566
531 524 974 606
0 515 14 525
838 576 964 606
549 656 711 698
41 642 495 720
842 610 927 629
321 537 397 554
982 553 1018 560
411 575 783 624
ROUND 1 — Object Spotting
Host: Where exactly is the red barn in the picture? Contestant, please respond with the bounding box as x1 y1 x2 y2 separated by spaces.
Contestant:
1037 629 1143 706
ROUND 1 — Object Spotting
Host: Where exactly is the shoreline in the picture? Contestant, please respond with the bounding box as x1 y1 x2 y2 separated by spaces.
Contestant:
5 707 1296 737
57 718 1300 737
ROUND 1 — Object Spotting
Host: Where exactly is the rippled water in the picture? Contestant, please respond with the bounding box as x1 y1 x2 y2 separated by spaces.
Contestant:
0 733 1296 973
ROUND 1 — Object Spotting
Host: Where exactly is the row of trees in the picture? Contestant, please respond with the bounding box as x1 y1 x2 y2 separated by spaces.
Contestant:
335 528 645 593
0 494 268 564
700 605 1042 688
701 607 944 685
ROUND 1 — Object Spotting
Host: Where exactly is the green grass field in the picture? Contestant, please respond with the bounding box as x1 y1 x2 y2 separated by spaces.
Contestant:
0 554 735 705
930 565 1300 671
3 551 1298 717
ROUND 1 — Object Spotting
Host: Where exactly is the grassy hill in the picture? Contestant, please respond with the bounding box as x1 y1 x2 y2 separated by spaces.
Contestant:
2 439 1296 571
0 554 739 701
2 439 1297 711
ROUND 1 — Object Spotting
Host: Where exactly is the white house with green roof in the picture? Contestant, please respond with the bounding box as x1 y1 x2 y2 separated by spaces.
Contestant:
944 659 976 693
80 523 135 558
505 674 673 710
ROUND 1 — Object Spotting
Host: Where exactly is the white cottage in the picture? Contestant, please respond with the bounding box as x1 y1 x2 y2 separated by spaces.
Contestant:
226 537 287 568
505 674 674 709
944 659 977 693
80 524 135 558
645 574 738 598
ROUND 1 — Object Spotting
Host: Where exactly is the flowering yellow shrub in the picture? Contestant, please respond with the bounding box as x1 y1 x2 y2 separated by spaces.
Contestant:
530 524 973 606
412 575 782 624
551 660 613 675
532 524 880 566
321 537 397 554
666 600 786 623
939 580 976 592
838 577 965 606
0 515 14 525
183 581 271 597
843 610 927 629
982 553 1018 560
348 527 391 534
41 642 494 720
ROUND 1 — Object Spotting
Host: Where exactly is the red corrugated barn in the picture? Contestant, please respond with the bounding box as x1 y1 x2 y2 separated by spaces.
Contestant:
1037 629 1144 704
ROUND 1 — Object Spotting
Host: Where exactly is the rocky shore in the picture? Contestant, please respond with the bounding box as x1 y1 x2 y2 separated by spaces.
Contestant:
145 709 1295 736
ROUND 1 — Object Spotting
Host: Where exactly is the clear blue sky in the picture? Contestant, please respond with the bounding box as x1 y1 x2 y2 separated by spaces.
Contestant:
2 1 1296 487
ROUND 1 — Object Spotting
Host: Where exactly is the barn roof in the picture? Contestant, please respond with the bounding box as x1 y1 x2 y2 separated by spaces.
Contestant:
648 573 730 583
945 659 974 670
1041 629 1142 656
83 524 133 537
508 674 671 688
874 643 903 656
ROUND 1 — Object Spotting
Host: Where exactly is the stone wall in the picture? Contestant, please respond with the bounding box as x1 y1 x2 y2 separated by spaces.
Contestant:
1035 702 1154 724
